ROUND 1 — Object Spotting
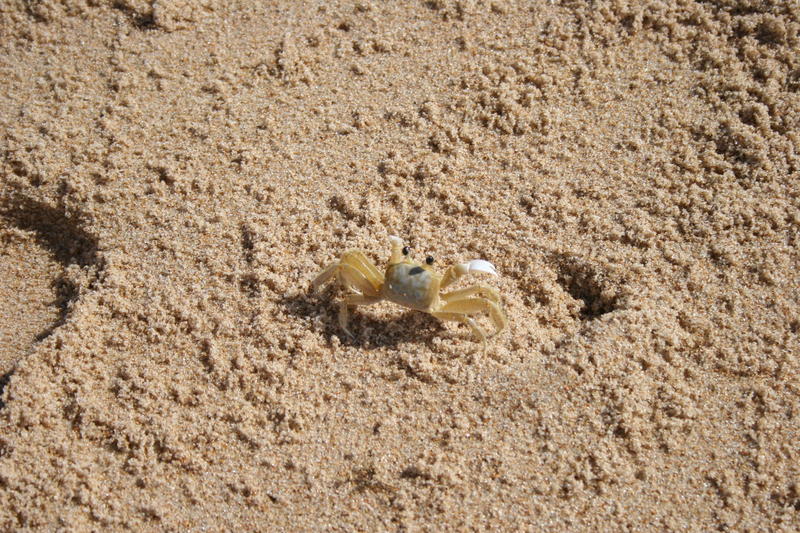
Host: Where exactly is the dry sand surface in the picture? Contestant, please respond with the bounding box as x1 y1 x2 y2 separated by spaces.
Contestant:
1 0 799 530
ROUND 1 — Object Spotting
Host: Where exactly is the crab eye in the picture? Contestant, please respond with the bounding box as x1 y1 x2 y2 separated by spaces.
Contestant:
402 246 410 256
426 256 434 265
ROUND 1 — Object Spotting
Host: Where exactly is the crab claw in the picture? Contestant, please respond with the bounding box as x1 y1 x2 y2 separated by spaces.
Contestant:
388 235 403 247
462 259 498 276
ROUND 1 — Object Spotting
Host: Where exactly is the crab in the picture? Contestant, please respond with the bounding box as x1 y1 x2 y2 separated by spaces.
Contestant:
311 235 507 350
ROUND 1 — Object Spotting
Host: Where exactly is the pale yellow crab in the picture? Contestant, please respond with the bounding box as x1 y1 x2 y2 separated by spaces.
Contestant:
312 236 507 350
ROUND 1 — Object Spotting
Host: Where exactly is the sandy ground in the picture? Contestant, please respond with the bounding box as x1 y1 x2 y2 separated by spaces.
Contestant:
0 0 798 530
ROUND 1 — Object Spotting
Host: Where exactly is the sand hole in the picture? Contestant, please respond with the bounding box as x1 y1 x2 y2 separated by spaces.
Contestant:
554 255 619 320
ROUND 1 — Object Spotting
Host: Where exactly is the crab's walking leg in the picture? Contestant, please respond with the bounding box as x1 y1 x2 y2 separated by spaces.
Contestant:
312 251 385 336
312 256 382 293
442 285 502 304
430 311 488 352
437 297 507 338
339 294 382 336
312 262 341 292
335 262 381 335
340 251 383 291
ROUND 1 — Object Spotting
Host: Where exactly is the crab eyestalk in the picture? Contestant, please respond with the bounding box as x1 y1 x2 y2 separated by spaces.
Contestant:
388 235 405 264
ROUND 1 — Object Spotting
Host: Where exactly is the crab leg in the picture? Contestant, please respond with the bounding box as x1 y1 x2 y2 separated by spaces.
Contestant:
430 311 488 351
339 251 383 291
312 262 380 296
439 263 469 290
311 262 341 292
342 264 378 295
441 285 502 304
339 294 382 336
312 250 387 337
436 297 507 338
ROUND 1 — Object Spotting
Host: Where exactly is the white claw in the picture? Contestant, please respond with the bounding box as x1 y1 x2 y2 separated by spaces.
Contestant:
388 235 403 247
462 259 498 276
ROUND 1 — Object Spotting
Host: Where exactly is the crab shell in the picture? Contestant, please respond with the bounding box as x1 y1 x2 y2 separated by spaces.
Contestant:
383 262 438 310
382 237 498 312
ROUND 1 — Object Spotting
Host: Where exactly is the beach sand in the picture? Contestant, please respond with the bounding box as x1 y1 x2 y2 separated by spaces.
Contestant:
1 1 798 530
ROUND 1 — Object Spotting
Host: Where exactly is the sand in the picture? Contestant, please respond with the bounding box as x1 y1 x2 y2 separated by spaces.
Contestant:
0 0 798 530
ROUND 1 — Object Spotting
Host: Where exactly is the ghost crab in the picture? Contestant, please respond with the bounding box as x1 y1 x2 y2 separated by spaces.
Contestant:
312 236 507 350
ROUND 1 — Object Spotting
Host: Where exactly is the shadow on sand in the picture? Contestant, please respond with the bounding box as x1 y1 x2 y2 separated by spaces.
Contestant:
279 288 447 350
0 193 103 344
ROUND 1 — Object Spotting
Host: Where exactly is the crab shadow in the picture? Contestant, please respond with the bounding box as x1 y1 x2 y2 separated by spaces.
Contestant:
280 289 447 350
